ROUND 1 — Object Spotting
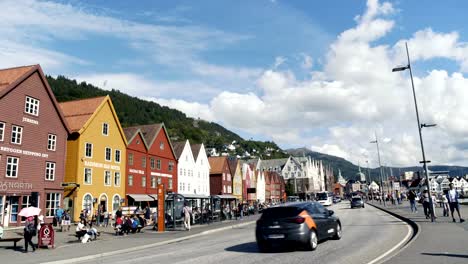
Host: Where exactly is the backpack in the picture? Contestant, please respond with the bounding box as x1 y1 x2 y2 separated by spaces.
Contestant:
25 222 37 236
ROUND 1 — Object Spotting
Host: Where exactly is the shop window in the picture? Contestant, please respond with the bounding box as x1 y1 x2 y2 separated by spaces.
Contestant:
46 193 60 217
151 176 156 188
168 179 172 189
9 197 19 223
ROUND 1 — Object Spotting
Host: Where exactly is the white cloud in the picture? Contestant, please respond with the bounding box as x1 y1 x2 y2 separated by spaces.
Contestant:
273 56 287 69
301 54 313 70
152 98 215 122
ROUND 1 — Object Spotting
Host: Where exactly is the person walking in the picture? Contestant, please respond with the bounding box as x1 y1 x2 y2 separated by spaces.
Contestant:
447 183 465 223
408 190 417 213
442 190 450 217
183 204 192 231
238 202 244 220
55 206 64 228
422 190 430 219
23 216 36 253
103 210 109 228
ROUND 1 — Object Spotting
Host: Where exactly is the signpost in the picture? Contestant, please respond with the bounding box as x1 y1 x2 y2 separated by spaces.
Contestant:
38 224 55 249
157 184 165 232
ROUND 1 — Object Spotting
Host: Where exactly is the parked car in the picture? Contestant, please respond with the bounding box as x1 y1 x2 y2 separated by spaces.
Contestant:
256 202 342 252
350 197 365 209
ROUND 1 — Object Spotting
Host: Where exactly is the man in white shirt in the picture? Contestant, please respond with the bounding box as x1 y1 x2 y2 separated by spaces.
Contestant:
447 183 465 223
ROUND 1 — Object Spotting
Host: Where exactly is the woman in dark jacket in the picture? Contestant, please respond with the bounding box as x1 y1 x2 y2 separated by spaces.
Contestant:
23 216 36 253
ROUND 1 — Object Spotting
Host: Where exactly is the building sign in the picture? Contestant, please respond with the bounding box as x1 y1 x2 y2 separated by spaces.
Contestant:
84 160 120 171
0 181 33 191
393 182 401 191
151 172 172 178
22 116 39 125
38 224 55 248
129 169 145 175
0 146 48 158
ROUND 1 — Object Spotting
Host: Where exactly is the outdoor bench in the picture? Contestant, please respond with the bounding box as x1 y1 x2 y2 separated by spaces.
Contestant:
0 237 23 248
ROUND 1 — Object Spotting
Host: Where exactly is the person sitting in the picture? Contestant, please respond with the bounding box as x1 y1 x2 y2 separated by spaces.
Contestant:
131 215 141 233
137 215 145 232
122 216 132 235
114 216 124 235
75 220 88 240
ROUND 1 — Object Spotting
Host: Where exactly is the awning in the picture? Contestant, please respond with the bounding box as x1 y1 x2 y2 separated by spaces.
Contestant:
127 194 155 202
211 194 237 199
182 194 211 199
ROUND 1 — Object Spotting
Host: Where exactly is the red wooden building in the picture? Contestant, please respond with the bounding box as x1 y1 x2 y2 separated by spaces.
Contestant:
0 65 70 227
208 156 232 195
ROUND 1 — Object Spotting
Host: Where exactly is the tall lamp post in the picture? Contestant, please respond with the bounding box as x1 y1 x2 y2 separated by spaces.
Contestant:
392 42 436 222
370 133 385 207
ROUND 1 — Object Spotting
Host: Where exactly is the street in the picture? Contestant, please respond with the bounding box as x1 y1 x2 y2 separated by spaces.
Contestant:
68 202 411 264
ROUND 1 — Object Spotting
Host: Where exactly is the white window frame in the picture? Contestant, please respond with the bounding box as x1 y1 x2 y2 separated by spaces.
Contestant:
105 147 112 162
104 170 111 186
0 122 5 141
150 158 155 169
114 172 121 187
102 123 109 136
47 134 57 151
169 179 172 189
128 153 134 166
45 193 60 217
45 162 56 181
157 177 162 185
84 167 92 185
151 176 156 188
115 150 121 163
6 156 19 178
11 125 23 145
24 96 40 116
142 176 146 187
157 159 161 170
85 143 93 158
160 142 164 150
128 175 134 186
112 195 120 212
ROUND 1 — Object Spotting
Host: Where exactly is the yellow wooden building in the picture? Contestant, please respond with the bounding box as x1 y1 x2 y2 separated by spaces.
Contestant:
60 96 127 221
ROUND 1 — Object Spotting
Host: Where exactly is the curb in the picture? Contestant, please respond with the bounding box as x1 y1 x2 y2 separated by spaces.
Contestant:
40 220 256 264
367 202 420 264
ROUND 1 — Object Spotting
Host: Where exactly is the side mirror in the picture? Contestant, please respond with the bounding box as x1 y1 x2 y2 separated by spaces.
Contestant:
328 210 334 216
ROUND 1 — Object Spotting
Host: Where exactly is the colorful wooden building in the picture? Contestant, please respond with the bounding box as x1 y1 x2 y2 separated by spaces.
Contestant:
60 96 127 221
0 65 70 227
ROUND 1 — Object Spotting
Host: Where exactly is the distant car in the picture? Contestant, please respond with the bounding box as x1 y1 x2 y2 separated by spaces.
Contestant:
333 196 341 203
256 202 342 252
350 197 365 208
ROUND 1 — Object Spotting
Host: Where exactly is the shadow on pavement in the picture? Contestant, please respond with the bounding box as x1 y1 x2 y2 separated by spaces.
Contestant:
421 253 468 259
225 242 314 254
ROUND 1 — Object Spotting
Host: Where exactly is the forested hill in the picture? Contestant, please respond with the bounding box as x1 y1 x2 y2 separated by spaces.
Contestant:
47 75 287 159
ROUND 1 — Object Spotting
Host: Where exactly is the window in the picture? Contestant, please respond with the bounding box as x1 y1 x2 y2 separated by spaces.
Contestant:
157 177 162 185
160 142 164 150
21 196 31 222
25 96 40 116
47 134 57 151
181 182 185 191
105 147 112 161
223 173 226 181
83 194 93 213
46 193 60 217
11 125 22 144
0 122 5 141
114 172 121 186
45 162 56 181
112 195 121 211
9 197 19 222
168 179 172 189
84 168 92 184
102 123 109 136
6 156 19 177
128 175 133 186
104 170 111 186
142 176 146 187
188 183 191 192
157 159 161 170
128 153 134 165
142 157 146 168
115 150 121 163
169 162 174 172
151 177 156 188
150 158 155 169
85 143 93 158
223 185 226 193
227 174 231 181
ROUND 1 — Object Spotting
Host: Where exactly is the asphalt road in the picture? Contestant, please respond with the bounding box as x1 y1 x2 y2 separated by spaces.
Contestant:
74 202 411 264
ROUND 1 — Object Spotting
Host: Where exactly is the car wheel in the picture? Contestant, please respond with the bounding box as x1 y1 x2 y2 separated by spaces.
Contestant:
257 241 270 253
306 229 318 251
362 205 365 208
332 223 342 240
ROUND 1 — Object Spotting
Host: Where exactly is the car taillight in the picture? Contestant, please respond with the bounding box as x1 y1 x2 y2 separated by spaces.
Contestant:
289 217 305 224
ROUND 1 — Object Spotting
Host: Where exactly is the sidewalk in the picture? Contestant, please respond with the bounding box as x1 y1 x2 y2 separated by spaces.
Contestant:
0 214 259 264
369 200 468 264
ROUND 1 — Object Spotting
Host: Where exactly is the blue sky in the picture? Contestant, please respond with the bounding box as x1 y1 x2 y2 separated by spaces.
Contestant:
3 0 468 167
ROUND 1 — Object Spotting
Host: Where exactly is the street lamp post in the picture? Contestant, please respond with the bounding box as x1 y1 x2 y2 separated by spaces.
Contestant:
370 133 385 207
392 42 435 222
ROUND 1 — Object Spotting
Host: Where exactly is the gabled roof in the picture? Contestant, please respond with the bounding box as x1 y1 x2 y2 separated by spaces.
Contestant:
191 144 202 160
208 156 227 174
122 123 177 159
123 127 149 150
0 64 70 133
259 158 288 171
59 95 127 144
172 141 186 160
227 157 238 176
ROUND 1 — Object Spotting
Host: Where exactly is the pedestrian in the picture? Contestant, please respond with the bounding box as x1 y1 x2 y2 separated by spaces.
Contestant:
152 210 158 230
61 210 71 232
55 206 64 228
183 203 192 231
103 210 109 228
238 202 244 220
421 190 431 219
97 205 103 227
145 207 151 226
23 216 36 253
442 190 449 217
408 190 417 213
446 183 465 223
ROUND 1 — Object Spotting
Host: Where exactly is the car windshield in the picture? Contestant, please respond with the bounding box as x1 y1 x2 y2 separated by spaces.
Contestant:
317 193 328 200
261 207 302 219
352 198 362 202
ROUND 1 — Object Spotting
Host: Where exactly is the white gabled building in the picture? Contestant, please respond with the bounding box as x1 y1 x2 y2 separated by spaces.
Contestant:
256 169 266 203
173 140 197 195
192 143 211 196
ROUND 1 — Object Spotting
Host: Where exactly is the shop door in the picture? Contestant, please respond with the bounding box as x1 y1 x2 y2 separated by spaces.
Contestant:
3 196 19 227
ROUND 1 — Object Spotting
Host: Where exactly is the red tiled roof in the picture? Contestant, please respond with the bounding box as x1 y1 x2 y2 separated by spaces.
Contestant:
59 96 106 132
208 156 227 174
0 65 36 92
